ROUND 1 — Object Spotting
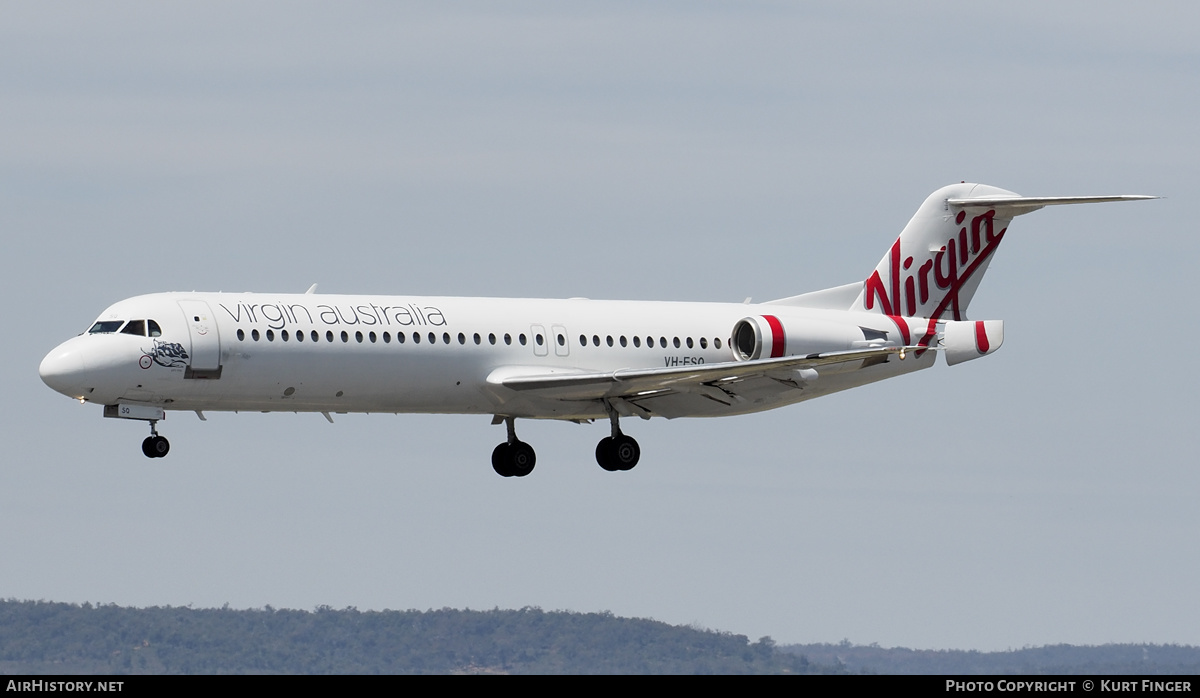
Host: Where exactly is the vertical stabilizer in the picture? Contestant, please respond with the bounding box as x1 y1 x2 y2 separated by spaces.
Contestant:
852 184 1157 324
854 183 1019 322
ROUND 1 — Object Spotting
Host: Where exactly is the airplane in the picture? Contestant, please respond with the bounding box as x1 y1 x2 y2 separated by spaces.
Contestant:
39 183 1155 477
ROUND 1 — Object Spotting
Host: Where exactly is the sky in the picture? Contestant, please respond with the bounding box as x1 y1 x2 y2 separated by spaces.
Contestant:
2 2 1198 652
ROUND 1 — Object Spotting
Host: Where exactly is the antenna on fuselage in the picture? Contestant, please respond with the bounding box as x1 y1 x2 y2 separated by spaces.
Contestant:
305 283 318 294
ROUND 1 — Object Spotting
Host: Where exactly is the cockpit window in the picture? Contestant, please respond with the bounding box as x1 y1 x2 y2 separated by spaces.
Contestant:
147 320 162 337
88 321 125 334
121 320 146 336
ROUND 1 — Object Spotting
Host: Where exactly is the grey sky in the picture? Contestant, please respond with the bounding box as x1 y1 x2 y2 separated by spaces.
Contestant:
2 2 1197 651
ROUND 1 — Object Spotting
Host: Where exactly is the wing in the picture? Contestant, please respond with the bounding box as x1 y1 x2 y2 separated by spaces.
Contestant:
487 346 921 419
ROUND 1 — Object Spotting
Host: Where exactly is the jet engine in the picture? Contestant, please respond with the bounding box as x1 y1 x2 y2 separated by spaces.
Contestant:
939 319 1004 366
733 314 896 362
731 315 787 361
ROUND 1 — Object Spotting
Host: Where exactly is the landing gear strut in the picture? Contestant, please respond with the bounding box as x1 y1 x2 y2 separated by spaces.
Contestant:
141 420 170 459
492 416 535 477
596 409 639 472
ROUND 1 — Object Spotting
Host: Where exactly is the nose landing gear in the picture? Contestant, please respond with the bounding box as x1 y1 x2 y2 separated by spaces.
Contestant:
141 421 170 459
103 405 171 460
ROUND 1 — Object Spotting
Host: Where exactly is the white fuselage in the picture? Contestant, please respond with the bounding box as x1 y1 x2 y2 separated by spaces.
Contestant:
37 184 1152 470
39 291 932 421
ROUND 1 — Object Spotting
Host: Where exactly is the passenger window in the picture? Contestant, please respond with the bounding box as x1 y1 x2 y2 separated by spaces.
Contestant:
557 334 565 346
673 337 680 348
252 329 261 341
326 331 334 342
370 332 377 343
633 336 641 348
443 332 451 345
295 330 303 342
341 331 349 342
282 330 289 342
620 336 627 347
266 330 275 341
489 333 496 345
237 329 245 341
413 332 421 344
355 331 363 343
606 335 613 347
519 334 527 346
714 338 722 349
535 334 544 346
458 332 466 345
147 320 162 337
504 333 512 346
592 335 600 347
121 320 146 336
312 331 319 342
383 332 391 344
659 337 667 348
579 334 587 346
474 333 481 345
700 337 708 349
686 337 693 349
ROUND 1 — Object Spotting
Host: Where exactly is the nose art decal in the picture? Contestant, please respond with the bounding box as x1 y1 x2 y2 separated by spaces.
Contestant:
141 339 190 369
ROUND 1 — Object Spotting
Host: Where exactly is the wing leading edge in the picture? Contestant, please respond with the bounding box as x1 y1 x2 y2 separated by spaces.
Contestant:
489 345 922 412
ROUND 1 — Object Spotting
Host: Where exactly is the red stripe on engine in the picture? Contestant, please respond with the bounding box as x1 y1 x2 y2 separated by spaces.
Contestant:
975 321 990 353
763 315 785 358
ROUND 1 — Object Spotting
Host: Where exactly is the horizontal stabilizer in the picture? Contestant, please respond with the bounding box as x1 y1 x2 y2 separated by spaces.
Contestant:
946 194 1158 216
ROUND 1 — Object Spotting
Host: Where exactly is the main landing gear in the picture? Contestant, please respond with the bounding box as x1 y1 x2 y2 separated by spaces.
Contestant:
492 416 535 477
490 411 641 477
141 420 170 459
595 410 640 472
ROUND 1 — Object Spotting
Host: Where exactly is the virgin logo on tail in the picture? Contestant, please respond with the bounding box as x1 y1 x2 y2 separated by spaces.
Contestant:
863 209 1006 323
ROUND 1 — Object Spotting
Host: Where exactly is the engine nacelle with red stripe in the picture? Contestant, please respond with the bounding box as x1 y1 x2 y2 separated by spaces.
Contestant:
940 319 1004 366
731 314 870 362
732 315 788 361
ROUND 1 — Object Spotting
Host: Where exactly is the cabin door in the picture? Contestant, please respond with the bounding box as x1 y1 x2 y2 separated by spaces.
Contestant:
177 300 222 373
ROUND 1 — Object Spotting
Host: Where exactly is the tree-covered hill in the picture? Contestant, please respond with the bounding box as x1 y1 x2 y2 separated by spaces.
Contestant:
0 600 833 675
782 641 1200 675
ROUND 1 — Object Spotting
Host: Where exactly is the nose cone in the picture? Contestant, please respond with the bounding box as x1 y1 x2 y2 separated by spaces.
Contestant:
40 340 88 399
